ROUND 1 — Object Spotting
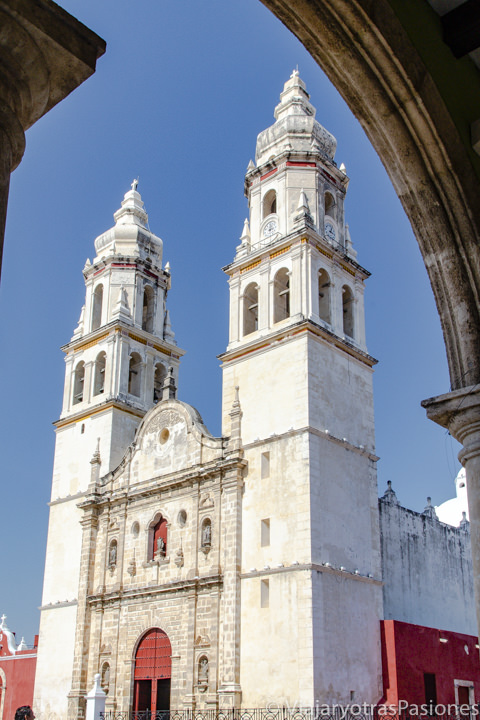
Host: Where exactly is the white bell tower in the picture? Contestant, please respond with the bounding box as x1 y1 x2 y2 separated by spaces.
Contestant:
221 72 383 705
34 182 184 719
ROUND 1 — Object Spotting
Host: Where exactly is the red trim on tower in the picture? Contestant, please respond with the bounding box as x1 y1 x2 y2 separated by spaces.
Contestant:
322 170 338 185
286 161 316 168
260 168 278 181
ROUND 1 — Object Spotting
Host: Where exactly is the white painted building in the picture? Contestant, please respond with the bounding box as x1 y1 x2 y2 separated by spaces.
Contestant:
33 72 476 720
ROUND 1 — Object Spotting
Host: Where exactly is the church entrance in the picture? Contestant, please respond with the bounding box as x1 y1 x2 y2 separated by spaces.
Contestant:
133 628 172 716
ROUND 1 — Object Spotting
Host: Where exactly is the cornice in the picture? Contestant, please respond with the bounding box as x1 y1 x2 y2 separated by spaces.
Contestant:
244 149 348 195
61 320 184 358
219 318 377 369
88 573 223 608
243 425 378 462
240 562 381 585
223 227 369 279
83 253 167 283
81 453 246 508
54 399 146 429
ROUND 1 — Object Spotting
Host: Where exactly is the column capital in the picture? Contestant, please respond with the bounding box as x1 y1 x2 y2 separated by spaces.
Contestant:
422 384 480 461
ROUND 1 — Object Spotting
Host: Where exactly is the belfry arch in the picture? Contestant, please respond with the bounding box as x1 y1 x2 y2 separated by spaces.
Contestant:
258 0 480 630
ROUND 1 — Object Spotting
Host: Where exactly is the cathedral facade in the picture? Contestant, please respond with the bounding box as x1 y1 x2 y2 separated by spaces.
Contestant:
33 72 477 720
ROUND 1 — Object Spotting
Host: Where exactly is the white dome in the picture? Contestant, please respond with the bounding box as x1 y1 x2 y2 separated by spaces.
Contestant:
436 467 469 527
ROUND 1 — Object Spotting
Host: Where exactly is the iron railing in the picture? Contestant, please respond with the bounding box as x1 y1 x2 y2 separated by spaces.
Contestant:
100 707 478 720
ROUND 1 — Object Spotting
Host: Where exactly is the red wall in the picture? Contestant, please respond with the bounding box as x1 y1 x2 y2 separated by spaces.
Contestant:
381 620 480 708
0 636 37 720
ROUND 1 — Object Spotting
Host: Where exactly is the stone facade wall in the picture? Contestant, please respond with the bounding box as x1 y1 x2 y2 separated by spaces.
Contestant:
380 497 476 635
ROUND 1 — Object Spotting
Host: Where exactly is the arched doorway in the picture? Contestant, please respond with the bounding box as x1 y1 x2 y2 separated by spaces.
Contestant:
133 628 172 714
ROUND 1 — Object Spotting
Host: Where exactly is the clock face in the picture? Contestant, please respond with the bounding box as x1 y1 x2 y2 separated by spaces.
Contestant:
325 222 336 241
264 220 278 237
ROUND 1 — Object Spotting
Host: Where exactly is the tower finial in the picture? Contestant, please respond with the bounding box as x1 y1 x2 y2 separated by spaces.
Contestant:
131 178 139 191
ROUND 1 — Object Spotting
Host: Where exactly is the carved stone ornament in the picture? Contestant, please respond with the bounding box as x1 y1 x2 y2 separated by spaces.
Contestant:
195 634 211 648
174 547 184 568
127 557 136 576
199 493 214 509
147 410 182 434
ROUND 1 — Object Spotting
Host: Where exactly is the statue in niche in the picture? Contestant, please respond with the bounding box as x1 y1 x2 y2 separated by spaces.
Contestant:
198 657 209 686
156 536 166 557
202 522 211 547
108 542 117 567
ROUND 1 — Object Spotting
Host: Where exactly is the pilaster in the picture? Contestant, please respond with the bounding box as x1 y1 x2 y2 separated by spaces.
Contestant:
68 506 100 720
218 467 244 707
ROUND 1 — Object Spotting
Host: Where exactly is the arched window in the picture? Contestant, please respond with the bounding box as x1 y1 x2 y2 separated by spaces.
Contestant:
273 268 290 323
149 515 168 560
93 352 106 396
133 628 172 714
342 285 355 338
128 353 142 397
91 284 103 331
73 362 85 405
153 363 167 403
262 189 277 218
318 269 331 324
243 283 259 336
324 191 336 220
142 286 154 333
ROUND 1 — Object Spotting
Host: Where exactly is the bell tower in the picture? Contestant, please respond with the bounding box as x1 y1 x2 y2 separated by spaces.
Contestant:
34 182 184 719
221 72 383 704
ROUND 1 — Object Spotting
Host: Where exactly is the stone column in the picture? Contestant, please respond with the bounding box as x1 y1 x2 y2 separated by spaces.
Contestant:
258 263 269 331
290 244 303 318
228 274 240 344
144 349 156 405
0 122 20 276
0 3 105 278
422 385 480 636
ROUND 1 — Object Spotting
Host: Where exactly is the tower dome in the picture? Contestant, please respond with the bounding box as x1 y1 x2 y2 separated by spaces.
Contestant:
255 70 337 166
93 180 163 263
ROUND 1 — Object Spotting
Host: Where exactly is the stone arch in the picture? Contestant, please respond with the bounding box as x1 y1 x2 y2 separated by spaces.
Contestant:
262 188 277 218
73 361 85 405
142 285 155 333
260 0 480 391
132 628 172 713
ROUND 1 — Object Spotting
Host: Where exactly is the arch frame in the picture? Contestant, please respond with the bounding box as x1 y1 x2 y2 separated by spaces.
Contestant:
260 0 480 391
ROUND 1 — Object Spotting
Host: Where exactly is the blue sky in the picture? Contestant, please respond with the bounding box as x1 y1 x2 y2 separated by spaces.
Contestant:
0 0 460 644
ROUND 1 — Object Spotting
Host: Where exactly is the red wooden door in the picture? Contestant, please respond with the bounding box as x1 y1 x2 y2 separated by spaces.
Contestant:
134 628 172 714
